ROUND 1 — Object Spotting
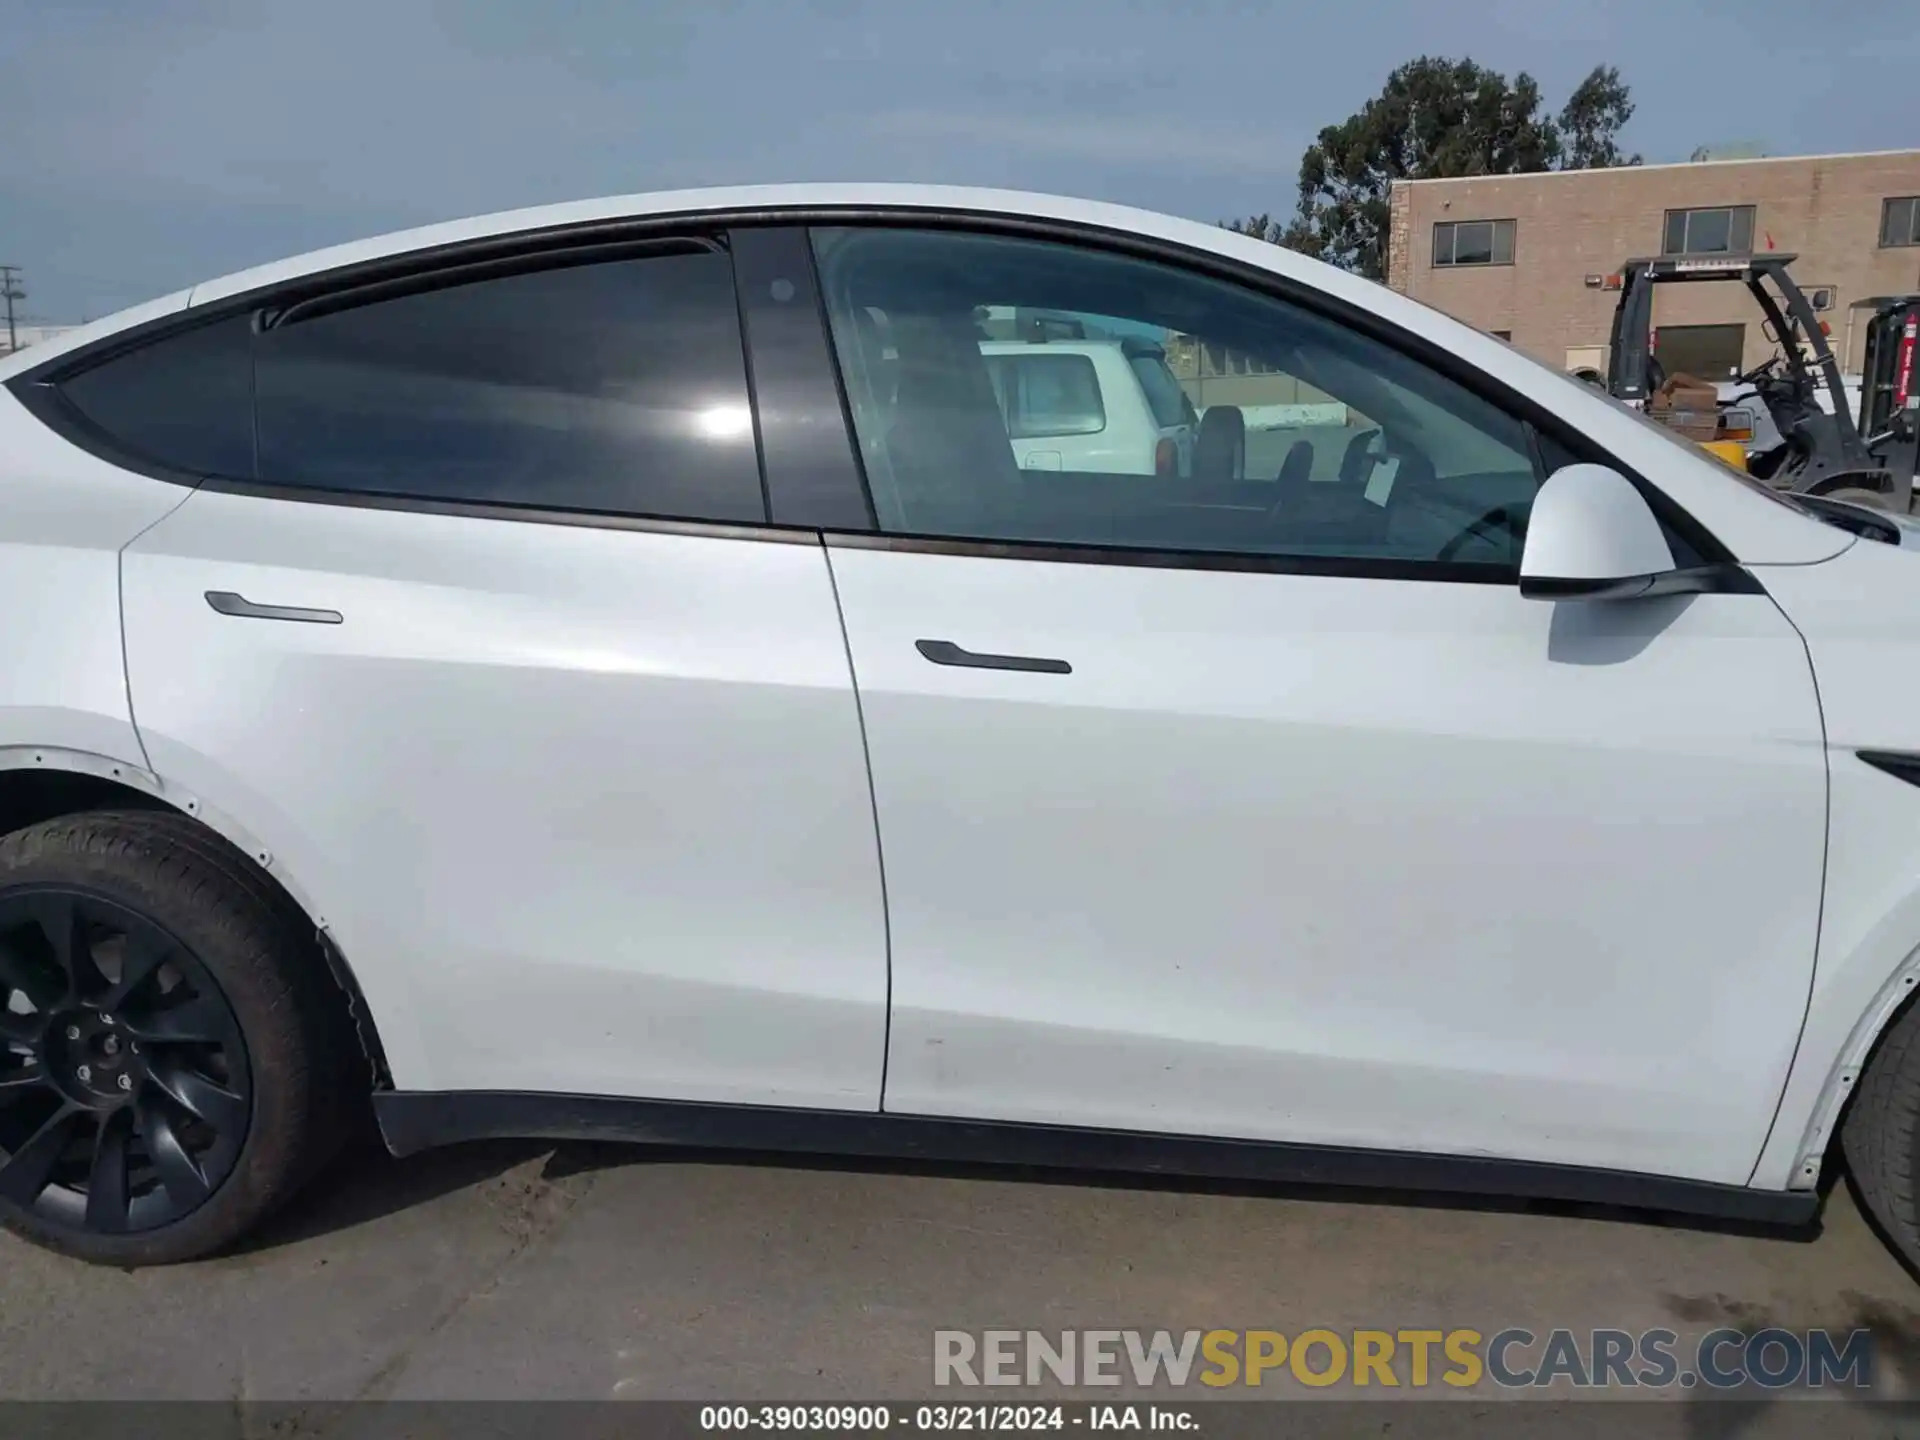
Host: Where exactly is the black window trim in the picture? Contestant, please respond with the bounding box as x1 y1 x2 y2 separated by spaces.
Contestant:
816 529 1543 584
261 235 721 332
6 200 1740 575
161 476 823 544
1432 218 1517 269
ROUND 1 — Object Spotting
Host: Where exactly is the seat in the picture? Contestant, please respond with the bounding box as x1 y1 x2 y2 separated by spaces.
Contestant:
880 314 1025 536
1267 433 1399 550
1277 438 1315 488
877 315 1154 548
1265 438 1317 519
1338 427 1379 485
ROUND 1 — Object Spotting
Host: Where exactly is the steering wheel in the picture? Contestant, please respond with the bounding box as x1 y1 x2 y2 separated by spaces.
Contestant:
1737 355 1783 388
1436 504 1527 563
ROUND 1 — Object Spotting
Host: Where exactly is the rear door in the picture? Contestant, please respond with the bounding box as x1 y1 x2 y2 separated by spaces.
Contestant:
808 222 1827 1185
99 235 887 1106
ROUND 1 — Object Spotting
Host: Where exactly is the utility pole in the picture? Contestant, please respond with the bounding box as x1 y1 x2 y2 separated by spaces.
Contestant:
0 266 22 354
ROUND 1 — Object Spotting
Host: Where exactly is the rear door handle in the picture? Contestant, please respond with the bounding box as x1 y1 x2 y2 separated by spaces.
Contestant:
915 639 1072 675
204 591 344 625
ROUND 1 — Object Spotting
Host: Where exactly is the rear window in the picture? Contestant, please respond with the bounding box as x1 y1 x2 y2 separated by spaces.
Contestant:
1127 351 1192 429
984 352 1105 439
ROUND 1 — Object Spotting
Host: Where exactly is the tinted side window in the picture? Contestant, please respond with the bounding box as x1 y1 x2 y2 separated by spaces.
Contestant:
57 315 256 479
812 227 1540 568
253 250 765 522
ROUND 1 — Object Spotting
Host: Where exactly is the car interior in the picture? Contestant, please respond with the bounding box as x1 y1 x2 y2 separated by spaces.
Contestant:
813 227 1545 567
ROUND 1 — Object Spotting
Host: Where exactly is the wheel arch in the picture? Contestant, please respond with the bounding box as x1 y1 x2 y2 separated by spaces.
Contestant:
0 746 392 1090
1764 939 1920 1194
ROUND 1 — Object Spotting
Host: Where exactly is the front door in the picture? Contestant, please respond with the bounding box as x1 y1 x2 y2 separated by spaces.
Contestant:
809 223 1827 1185
115 240 888 1107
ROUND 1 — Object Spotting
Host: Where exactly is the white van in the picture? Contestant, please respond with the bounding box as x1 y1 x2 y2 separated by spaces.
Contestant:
979 338 1199 476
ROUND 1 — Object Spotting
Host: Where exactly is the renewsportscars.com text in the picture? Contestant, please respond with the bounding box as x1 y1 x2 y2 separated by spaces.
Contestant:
933 1327 1873 1391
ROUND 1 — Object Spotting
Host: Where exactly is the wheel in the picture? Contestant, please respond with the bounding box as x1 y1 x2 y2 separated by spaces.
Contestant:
1845 993 1920 1276
0 810 349 1264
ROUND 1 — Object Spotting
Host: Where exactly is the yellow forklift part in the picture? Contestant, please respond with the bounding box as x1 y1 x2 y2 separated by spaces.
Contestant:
1699 439 1750 472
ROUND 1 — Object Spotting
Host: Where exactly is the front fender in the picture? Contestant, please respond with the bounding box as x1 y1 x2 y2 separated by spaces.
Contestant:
1751 540 1920 1188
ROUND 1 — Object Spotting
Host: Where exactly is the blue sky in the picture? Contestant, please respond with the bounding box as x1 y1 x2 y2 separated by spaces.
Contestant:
3 0 1917 321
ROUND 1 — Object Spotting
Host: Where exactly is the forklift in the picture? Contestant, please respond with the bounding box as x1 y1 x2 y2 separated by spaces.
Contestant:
1604 253 1917 511
1853 294 1920 496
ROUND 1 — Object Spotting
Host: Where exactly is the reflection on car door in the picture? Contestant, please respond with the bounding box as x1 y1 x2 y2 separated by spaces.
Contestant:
812 224 1827 1185
117 244 888 1108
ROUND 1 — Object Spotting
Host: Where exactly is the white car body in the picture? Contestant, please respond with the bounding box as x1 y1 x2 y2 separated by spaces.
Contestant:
5 184 1920 1235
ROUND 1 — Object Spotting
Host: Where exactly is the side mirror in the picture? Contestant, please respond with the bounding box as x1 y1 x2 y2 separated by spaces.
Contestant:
1519 465 1678 601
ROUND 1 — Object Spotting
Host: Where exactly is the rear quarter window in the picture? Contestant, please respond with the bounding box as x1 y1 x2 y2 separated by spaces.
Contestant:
53 314 256 479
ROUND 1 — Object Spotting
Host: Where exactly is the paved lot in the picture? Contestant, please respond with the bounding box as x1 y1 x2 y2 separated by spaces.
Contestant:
3 1133 1920 1433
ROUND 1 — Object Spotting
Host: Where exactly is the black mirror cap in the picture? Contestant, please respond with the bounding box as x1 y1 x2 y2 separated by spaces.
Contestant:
1859 751 1920 789
1520 573 1657 602
1519 564 1764 602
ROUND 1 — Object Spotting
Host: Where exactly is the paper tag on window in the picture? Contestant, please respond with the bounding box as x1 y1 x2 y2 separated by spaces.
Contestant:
1363 455 1400 507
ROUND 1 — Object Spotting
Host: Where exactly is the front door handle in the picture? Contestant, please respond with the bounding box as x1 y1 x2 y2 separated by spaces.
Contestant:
204 591 344 625
915 639 1072 675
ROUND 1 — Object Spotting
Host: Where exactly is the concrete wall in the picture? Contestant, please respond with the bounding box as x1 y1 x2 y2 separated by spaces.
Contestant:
1386 151 1920 376
1179 372 1332 411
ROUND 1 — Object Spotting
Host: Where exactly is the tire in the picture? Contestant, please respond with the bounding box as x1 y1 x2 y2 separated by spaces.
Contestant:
0 809 351 1265
1844 992 1920 1276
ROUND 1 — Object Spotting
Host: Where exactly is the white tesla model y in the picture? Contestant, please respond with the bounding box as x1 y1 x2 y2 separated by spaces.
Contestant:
3 185 1920 1271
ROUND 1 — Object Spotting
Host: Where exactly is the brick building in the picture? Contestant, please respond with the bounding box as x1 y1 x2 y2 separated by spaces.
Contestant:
1385 149 1920 381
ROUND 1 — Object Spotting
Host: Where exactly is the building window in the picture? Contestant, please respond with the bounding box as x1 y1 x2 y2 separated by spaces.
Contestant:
1432 219 1516 267
1490 329 1513 341
1883 197 1920 248
1662 206 1756 256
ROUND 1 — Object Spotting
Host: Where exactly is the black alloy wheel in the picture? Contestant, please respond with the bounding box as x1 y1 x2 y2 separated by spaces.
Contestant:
0 888 251 1235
